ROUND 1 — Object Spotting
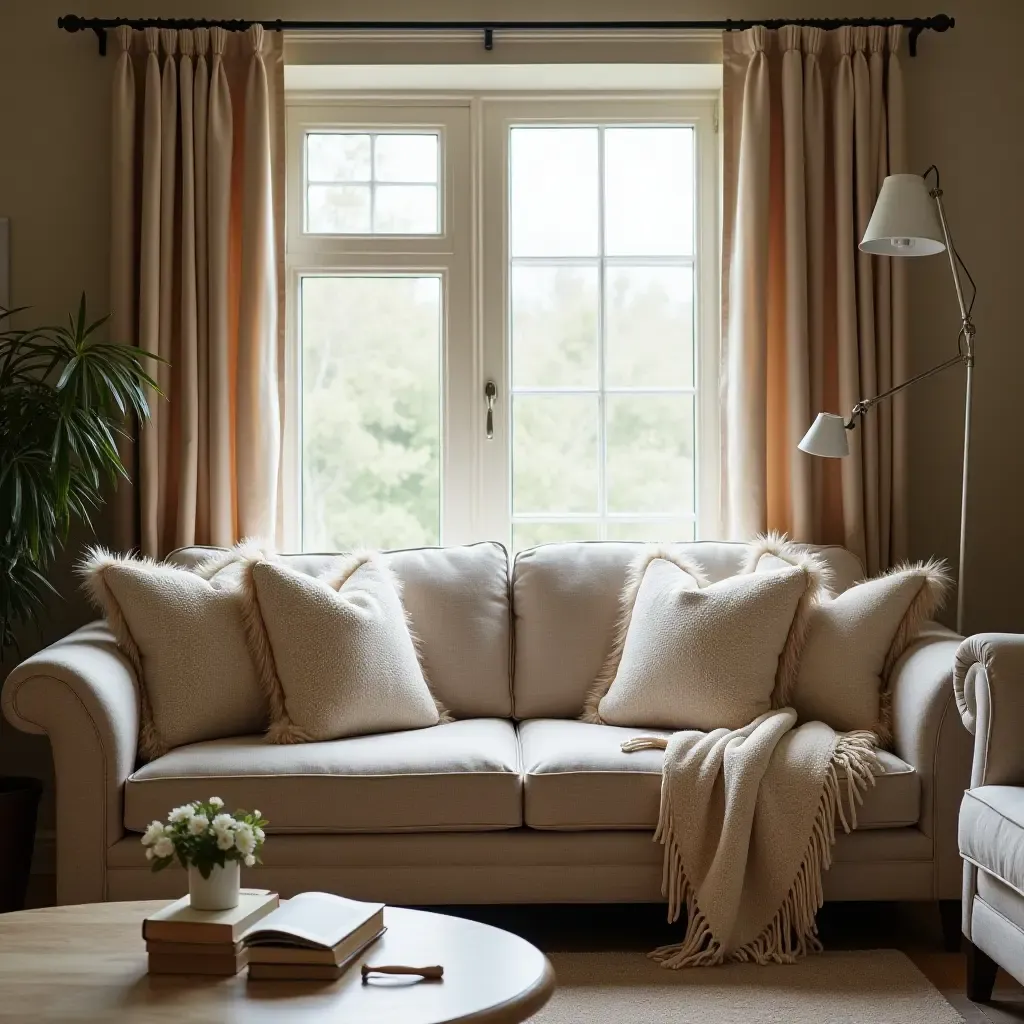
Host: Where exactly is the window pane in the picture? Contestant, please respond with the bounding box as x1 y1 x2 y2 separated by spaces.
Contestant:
307 184 371 233
512 265 598 388
512 395 598 514
604 519 696 542
513 521 601 553
606 266 694 388
307 133 370 182
606 394 694 515
301 276 441 550
510 127 598 257
374 134 439 182
374 185 439 234
604 127 694 256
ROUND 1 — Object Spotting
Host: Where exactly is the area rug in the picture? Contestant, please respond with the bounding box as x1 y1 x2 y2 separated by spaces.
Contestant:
528 950 963 1023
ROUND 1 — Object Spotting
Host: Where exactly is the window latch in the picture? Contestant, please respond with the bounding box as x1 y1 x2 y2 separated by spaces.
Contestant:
484 380 497 440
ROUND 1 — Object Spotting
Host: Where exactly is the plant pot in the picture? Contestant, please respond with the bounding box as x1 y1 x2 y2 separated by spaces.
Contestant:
0 776 43 913
188 860 240 911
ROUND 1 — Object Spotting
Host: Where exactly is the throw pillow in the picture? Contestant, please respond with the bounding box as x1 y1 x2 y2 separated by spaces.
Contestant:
239 553 451 743
748 533 951 743
79 543 272 761
581 545 826 731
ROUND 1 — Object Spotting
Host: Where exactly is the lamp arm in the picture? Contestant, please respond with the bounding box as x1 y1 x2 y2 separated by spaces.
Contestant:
846 353 966 426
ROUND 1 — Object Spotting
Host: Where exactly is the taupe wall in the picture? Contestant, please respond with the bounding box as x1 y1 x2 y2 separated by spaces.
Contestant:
2 0 1022 826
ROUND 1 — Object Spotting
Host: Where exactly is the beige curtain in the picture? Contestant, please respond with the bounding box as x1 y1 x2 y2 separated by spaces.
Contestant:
109 25 284 557
722 25 907 575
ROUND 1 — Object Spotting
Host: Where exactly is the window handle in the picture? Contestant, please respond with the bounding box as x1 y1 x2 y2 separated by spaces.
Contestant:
484 380 497 440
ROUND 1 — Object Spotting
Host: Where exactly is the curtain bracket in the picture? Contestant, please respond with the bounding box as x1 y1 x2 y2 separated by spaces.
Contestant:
94 25 107 56
483 27 494 51
908 25 922 56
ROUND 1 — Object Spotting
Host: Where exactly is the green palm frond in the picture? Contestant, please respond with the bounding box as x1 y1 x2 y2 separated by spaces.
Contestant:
1 293 162 652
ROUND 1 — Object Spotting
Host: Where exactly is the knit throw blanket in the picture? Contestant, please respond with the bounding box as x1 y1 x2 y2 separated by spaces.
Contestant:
623 709 879 966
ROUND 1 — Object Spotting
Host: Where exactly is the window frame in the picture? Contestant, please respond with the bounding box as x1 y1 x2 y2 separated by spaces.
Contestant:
284 91 720 552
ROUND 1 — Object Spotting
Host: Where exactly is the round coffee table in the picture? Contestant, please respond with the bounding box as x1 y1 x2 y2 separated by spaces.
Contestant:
0 900 555 1023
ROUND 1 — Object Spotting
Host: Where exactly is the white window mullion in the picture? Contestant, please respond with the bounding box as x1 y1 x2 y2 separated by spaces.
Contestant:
596 124 609 542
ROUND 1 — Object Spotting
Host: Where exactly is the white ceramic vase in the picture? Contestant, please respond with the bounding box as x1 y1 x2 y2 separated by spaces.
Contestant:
188 860 240 911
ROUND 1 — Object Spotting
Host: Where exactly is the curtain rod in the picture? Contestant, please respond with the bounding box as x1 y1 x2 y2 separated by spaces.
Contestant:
57 13 954 58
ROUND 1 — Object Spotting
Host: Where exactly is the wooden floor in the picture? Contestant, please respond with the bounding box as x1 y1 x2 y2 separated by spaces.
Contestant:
24 878 1024 1022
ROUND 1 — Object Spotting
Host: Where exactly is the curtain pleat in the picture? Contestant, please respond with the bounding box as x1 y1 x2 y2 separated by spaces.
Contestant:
723 26 908 574
111 27 283 557
109 25 137 550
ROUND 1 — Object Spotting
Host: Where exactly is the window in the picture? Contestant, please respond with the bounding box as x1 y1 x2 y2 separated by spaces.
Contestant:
285 92 719 553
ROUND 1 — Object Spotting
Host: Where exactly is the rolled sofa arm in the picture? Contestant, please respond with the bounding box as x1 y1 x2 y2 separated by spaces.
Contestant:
2 621 139 905
889 625 973 900
954 633 1024 788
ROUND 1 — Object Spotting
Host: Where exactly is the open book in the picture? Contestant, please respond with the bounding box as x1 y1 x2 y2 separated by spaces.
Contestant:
243 892 385 966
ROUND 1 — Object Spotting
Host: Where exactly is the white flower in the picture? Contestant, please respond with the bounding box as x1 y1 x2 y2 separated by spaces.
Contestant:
244 855 256 868
234 824 256 856
208 796 224 809
216 829 236 851
168 804 194 824
152 836 174 859
141 820 165 847
187 814 209 836
254 827 265 841
212 813 235 831
145 848 155 861
253 810 261 820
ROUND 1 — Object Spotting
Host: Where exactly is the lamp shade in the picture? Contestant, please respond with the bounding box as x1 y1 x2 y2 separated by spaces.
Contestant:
859 174 946 257
798 413 850 458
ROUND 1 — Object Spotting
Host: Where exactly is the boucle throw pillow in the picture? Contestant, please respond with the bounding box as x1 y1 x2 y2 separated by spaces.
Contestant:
239 553 451 743
748 533 951 744
79 543 271 761
581 545 826 731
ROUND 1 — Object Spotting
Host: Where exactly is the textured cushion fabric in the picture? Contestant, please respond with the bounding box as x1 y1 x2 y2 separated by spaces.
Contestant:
79 547 267 759
169 542 512 719
243 554 447 743
583 548 822 730
124 719 522 833
960 786 1024 895
511 541 865 720
752 536 950 742
520 718 919 832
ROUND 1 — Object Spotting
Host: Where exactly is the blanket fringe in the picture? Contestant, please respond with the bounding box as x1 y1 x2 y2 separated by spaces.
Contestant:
643 729 880 968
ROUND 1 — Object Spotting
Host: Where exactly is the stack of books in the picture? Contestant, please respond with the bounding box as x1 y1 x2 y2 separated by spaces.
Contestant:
143 889 279 975
245 892 385 980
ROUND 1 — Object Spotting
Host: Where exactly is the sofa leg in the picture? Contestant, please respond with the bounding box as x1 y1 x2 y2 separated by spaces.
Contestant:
966 941 998 1002
938 899 961 952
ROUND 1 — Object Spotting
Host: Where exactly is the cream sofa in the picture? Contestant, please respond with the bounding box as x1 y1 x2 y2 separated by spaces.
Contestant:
955 634 1024 999
3 540 972 937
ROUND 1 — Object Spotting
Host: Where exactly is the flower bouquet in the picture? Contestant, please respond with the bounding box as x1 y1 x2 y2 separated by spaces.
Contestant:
141 796 268 910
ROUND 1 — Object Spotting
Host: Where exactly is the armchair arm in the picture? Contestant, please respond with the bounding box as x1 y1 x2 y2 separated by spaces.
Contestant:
2 622 139 904
889 625 973 899
954 633 1024 788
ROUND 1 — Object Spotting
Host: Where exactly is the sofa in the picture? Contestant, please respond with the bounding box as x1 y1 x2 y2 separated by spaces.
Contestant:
955 633 1024 999
3 540 972 930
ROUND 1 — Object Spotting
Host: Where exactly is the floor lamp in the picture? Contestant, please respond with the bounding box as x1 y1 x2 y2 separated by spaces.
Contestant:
798 168 976 635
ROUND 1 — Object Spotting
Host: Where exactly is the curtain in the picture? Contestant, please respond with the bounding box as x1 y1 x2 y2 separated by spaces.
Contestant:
722 25 907 575
109 25 284 557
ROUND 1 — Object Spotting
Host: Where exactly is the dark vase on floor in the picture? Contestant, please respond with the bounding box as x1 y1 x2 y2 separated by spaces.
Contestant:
0 777 43 912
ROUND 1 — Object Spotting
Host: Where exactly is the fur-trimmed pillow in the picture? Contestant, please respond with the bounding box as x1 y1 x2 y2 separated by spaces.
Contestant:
581 545 826 731
238 553 451 743
79 543 271 761
749 533 951 744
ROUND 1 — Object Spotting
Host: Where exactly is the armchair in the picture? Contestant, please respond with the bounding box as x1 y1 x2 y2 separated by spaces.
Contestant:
954 633 1024 1000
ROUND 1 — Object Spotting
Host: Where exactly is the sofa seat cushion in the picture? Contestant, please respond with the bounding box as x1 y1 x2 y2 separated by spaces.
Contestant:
519 719 919 831
125 719 522 834
960 786 1024 896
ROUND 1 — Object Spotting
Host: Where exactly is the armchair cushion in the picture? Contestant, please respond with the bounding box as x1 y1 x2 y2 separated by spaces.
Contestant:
960 786 1024 896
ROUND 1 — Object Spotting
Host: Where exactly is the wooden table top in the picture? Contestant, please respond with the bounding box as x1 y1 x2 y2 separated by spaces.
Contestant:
0 900 555 1023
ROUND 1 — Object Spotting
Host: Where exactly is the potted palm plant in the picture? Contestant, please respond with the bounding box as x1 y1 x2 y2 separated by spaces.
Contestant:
0 296 158 911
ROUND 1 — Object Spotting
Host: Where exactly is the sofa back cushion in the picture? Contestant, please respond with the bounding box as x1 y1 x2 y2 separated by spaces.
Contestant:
511 541 865 720
169 542 512 719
